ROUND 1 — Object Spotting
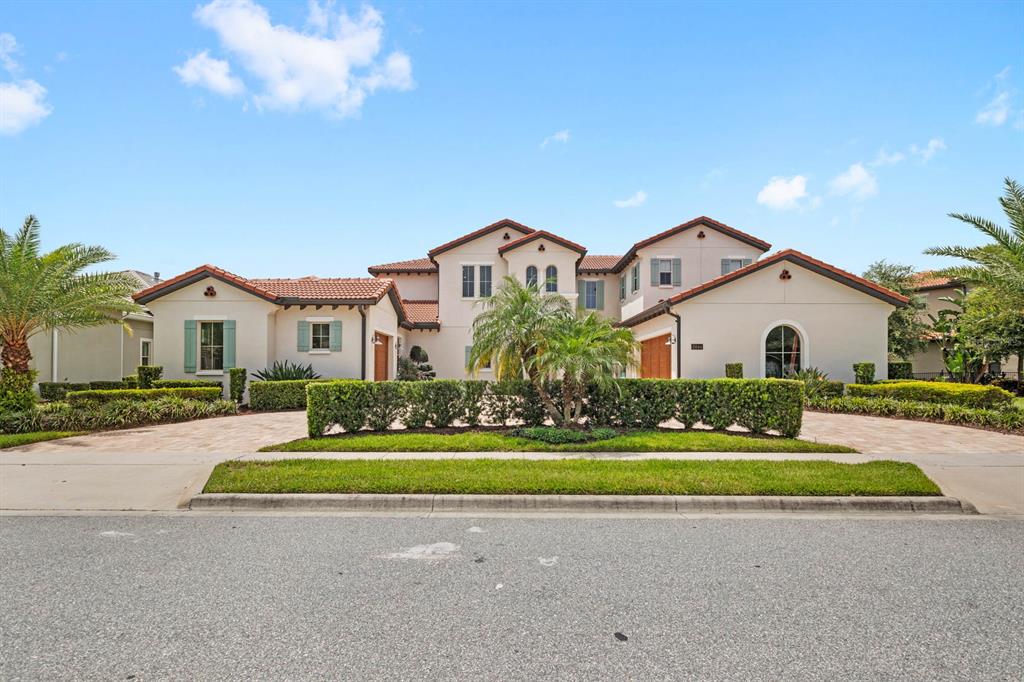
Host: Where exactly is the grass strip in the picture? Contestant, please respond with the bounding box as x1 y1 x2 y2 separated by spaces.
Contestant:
260 430 856 454
205 459 939 496
0 432 80 449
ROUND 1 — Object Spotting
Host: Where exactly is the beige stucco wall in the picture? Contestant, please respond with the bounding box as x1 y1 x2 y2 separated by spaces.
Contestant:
27 317 153 383
629 260 892 383
273 306 370 379
375 273 438 301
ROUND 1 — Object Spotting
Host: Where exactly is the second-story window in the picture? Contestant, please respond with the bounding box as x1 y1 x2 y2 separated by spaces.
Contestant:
526 265 538 287
619 275 626 301
545 265 558 293
631 263 640 293
479 265 492 297
462 265 475 298
659 259 673 286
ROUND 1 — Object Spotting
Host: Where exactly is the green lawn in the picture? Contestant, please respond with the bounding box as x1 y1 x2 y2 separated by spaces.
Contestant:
261 430 856 454
0 432 79 449
205 459 939 496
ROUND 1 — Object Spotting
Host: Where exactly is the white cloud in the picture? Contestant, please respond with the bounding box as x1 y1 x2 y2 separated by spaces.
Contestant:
0 80 52 135
174 51 244 96
613 190 647 208
869 148 906 166
756 175 808 210
910 137 946 162
829 163 878 200
976 67 1014 126
0 34 52 135
182 0 413 117
540 129 569 148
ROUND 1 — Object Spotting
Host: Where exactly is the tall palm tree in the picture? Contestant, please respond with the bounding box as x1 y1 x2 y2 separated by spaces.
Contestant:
530 312 639 425
925 177 1024 304
0 215 142 374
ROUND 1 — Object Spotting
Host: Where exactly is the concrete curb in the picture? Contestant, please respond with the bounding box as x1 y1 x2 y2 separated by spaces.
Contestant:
190 493 976 515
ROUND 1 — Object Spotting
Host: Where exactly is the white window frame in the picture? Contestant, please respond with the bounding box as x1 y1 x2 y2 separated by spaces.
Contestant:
631 262 640 293
460 262 494 300
759 320 810 379
197 320 225 375
657 255 674 288
582 280 600 310
139 338 152 366
721 256 749 275
305 316 335 354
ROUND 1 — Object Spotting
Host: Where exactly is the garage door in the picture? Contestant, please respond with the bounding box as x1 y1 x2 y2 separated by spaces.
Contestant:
640 334 672 378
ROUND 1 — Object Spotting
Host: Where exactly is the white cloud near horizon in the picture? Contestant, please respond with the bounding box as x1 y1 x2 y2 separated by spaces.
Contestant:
613 190 647 208
976 67 1014 126
540 129 569 148
174 51 244 96
829 163 878 200
756 175 808 210
0 33 52 136
178 0 413 117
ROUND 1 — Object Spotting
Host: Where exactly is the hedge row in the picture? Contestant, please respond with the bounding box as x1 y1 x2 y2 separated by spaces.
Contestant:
807 396 1024 434
0 397 237 435
152 379 223 390
249 379 331 411
306 378 804 438
845 381 1013 409
66 387 224 407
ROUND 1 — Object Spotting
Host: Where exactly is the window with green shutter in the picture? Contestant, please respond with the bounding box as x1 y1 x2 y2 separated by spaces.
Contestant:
297 321 310 352
222 320 236 369
184 320 197 373
619 276 626 301
330 320 343 351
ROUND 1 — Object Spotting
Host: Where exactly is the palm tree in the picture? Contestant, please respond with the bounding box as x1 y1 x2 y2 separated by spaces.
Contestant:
0 215 142 375
925 177 1024 304
530 312 639 425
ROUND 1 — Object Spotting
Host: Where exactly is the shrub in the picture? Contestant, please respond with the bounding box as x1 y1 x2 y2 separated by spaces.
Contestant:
228 368 247 403
725 363 743 379
419 380 464 428
819 381 845 398
787 367 836 400
307 380 371 436
0 397 238 434
887 361 913 380
807 396 1024 434
510 426 618 444
38 382 90 401
846 381 1014 409
401 382 430 429
122 375 139 389
153 379 222 389
88 380 127 390
484 380 523 426
992 378 1023 397
66 387 222 407
252 360 320 381
137 365 163 389
366 382 405 431
587 380 676 429
461 380 488 427
853 362 875 385
249 379 327 411
0 370 36 413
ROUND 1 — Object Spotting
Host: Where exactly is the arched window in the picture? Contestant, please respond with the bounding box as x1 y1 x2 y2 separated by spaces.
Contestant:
545 265 558 293
526 265 538 287
765 325 801 378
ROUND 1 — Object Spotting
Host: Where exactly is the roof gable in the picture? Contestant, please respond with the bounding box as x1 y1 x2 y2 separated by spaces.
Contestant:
611 216 771 272
427 218 534 259
367 257 437 275
497 230 587 257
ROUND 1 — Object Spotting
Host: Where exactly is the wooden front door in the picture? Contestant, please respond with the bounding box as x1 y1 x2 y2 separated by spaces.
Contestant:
373 333 390 381
640 334 672 379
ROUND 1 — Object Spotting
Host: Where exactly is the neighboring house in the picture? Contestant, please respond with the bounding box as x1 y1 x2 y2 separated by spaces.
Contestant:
908 272 1019 378
136 216 906 386
29 270 160 384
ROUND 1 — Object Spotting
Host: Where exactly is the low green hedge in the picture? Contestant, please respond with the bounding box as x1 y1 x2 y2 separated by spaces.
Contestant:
306 378 804 438
0 397 237 434
39 382 91 401
152 379 223 389
807 396 1024 434
249 379 330 411
725 363 743 379
846 380 1013 409
887 361 913 380
66 387 223 407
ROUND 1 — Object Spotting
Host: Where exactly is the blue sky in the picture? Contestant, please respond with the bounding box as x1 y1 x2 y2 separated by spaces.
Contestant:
2 0 1022 280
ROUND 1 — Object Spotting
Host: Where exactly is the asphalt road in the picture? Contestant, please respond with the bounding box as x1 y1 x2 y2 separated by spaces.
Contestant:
2 515 1022 680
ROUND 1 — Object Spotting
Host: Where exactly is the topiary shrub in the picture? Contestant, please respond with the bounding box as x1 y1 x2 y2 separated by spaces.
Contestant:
0 370 36 414
122 375 139 389
846 380 1014 409
887 361 913 380
137 365 163 389
853 363 875 385
228 368 247 404
725 363 743 379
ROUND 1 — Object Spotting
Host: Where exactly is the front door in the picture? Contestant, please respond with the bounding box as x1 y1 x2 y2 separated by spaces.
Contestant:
373 333 390 381
640 334 672 378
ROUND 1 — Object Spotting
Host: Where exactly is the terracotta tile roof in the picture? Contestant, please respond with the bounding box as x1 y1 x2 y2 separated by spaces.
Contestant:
250 277 393 301
427 218 535 259
619 249 909 327
579 255 620 272
367 257 438 275
611 216 772 273
909 271 960 291
402 300 440 326
134 264 280 303
497 229 587 256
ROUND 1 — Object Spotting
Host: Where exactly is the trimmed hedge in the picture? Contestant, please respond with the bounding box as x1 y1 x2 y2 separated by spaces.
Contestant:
0 397 237 435
846 381 1013 409
229 368 247 404
153 379 223 390
66 387 223 407
38 382 91 401
306 378 804 438
249 379 330 411
887 361 913 380
818 381 845 399
808 396 1024 434
725 363 743 379
853 362 875 384
137 365 163 389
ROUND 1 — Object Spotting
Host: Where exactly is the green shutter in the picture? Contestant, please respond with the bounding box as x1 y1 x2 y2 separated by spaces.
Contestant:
672 258 682 286
619 276 626 301
297 321 310 352
595 280 605 309
576 280 584 310
650 258 660 285
223 320 236 369
330 320 343 351
184 320 197 373
721 259 730 275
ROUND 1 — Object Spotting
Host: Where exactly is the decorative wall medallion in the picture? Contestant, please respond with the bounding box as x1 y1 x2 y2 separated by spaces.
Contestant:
204 286 217 297
538 244 546 252
779 269 792 281
697 230 706 239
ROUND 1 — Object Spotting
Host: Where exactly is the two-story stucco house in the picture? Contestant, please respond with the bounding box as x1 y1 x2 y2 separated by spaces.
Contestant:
134 216 908 389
